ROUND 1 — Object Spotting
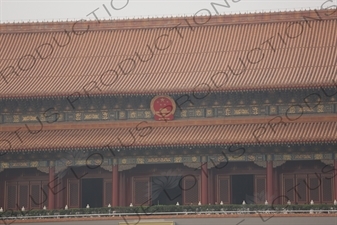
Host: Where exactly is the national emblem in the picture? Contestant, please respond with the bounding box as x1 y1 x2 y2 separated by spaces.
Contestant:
150 96 176 121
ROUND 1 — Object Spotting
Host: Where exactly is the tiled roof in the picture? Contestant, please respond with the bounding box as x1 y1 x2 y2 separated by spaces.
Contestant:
0 10 336 99
1 121 335 152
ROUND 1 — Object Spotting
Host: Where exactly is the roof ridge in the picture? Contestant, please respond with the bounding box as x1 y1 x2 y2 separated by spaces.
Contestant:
0 9 336 34
0 8 313 25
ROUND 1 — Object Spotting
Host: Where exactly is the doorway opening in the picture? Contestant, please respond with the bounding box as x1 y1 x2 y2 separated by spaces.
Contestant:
231 175 254 204
81 178 103 208
151 176 182 205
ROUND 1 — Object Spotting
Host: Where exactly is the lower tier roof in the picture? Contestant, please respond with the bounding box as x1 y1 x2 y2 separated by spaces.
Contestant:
0 121 336 152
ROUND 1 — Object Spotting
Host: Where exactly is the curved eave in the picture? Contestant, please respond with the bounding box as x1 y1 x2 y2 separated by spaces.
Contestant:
3 139 336 153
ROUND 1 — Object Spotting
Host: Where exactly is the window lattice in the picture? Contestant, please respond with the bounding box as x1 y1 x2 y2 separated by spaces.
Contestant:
69 182 79 207
7 185 17 209
30 184 40 208
256 178 266 204
42 184 49 207
322 177 332 202
309 178 319 202
19 185 28 208
284 178 295 202
105 182 112 206
219 179 229 204
296 178 307 203
184 178 198 205
134 180 149 205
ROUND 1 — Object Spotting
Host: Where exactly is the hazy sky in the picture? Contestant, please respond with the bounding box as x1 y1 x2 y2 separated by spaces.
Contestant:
0 0 336 23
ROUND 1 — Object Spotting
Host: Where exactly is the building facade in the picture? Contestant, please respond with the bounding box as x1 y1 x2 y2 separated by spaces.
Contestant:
0 9 337 210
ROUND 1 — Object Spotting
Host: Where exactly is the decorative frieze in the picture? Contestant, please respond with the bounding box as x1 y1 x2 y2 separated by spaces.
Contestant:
83 113 100 120
206 109 213 117
293 154 313 160
1 101 336 124
147 157 172 163
0 152 335 172
0 161 49 169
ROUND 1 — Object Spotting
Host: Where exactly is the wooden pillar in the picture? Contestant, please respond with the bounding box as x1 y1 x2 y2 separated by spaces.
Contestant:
208 169 214 204
0 172 4 210
112 165 119 207
119 171 126 207
56 177 62 210
334 160 337 200
48 166 55 210
273 169 278 204
266 161 273 203
201 162 208 205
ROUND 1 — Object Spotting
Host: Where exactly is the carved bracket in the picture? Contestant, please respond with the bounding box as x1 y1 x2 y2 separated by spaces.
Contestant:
273 160 286 168
253 160 286 168
207 159 221 169
36 167 49 174
101 165 113 172
321 159 334 165
55 165 68 175
254 161 266 168
118 164 136 171
183 162 200 169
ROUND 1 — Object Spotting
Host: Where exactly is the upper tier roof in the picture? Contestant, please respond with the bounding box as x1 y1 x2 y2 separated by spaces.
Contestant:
0 9 336 99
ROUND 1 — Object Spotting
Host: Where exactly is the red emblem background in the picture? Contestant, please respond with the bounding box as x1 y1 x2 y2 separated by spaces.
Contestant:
150 96 176 121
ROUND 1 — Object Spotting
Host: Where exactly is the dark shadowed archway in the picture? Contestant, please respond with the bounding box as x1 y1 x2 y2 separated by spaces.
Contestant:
231 175 254 204
81 178 103 208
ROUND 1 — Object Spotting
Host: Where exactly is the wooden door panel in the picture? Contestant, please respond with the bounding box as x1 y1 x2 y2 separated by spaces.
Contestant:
217 175 230 204
255 175 266 204
183 175 199 205
133 177 150 206
68 180 79 208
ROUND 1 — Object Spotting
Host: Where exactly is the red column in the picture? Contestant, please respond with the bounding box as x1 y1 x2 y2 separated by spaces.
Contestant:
48 166 55 210
112 165 119 207
201 163 208 205
119 172 126 207
266 161 273 203
334 160 337 200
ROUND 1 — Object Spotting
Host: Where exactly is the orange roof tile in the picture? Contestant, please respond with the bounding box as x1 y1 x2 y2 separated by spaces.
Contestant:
0 10 336 99
1 121 335 152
